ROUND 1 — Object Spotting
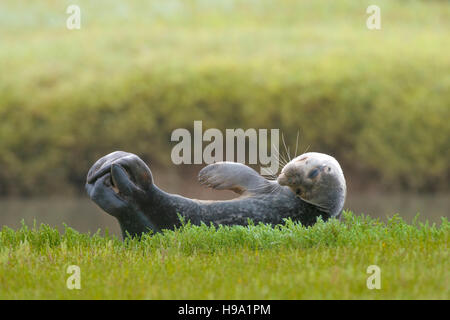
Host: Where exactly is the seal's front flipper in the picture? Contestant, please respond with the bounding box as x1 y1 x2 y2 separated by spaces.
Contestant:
198 162 271 195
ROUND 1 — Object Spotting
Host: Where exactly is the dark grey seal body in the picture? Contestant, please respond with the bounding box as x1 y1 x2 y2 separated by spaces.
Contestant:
86 151 346 238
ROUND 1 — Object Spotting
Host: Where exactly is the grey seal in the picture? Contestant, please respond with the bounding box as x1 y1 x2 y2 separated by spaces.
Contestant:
86 151 346 238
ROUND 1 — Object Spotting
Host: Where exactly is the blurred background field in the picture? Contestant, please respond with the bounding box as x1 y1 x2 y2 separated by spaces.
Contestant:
0 0 449 236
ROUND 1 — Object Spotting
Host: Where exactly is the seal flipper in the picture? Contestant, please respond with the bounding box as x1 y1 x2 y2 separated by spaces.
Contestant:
198 162 271 195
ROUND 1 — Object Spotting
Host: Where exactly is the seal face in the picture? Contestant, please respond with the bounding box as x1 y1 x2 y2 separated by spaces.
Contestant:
86 151 346 238
277 152 347 217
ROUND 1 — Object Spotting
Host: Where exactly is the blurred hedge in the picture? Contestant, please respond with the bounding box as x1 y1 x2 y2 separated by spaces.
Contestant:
0 0 449 195
1 55 449 195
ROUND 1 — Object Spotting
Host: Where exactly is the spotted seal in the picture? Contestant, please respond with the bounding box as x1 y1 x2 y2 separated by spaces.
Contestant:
86 151 346 238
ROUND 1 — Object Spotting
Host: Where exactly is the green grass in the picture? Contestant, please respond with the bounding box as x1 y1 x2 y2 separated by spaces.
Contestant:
0 212 448 299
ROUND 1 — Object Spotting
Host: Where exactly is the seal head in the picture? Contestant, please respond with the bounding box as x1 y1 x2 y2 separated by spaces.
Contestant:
277 152 346 217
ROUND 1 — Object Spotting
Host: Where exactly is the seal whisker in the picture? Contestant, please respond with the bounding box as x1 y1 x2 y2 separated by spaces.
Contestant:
274 154 286 169
269 184 281 195
272 144 288 167
271 144 283 165
281 132 291 162
274 154 286 168
303 144 311 154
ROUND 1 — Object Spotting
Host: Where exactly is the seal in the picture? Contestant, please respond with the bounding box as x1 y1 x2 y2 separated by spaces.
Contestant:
86 151 346 238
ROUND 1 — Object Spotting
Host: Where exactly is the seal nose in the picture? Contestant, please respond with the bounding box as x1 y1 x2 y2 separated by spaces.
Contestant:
277 172 288 186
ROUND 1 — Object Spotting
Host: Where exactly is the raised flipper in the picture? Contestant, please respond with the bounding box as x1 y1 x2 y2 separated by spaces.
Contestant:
198 162 272 195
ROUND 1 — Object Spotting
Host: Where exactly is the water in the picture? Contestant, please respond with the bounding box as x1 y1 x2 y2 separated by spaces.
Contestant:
0 193 448 238
0 198 122 236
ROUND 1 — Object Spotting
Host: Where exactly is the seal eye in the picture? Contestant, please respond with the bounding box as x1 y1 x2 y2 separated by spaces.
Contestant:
296 188 301 195
307 168 320 179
